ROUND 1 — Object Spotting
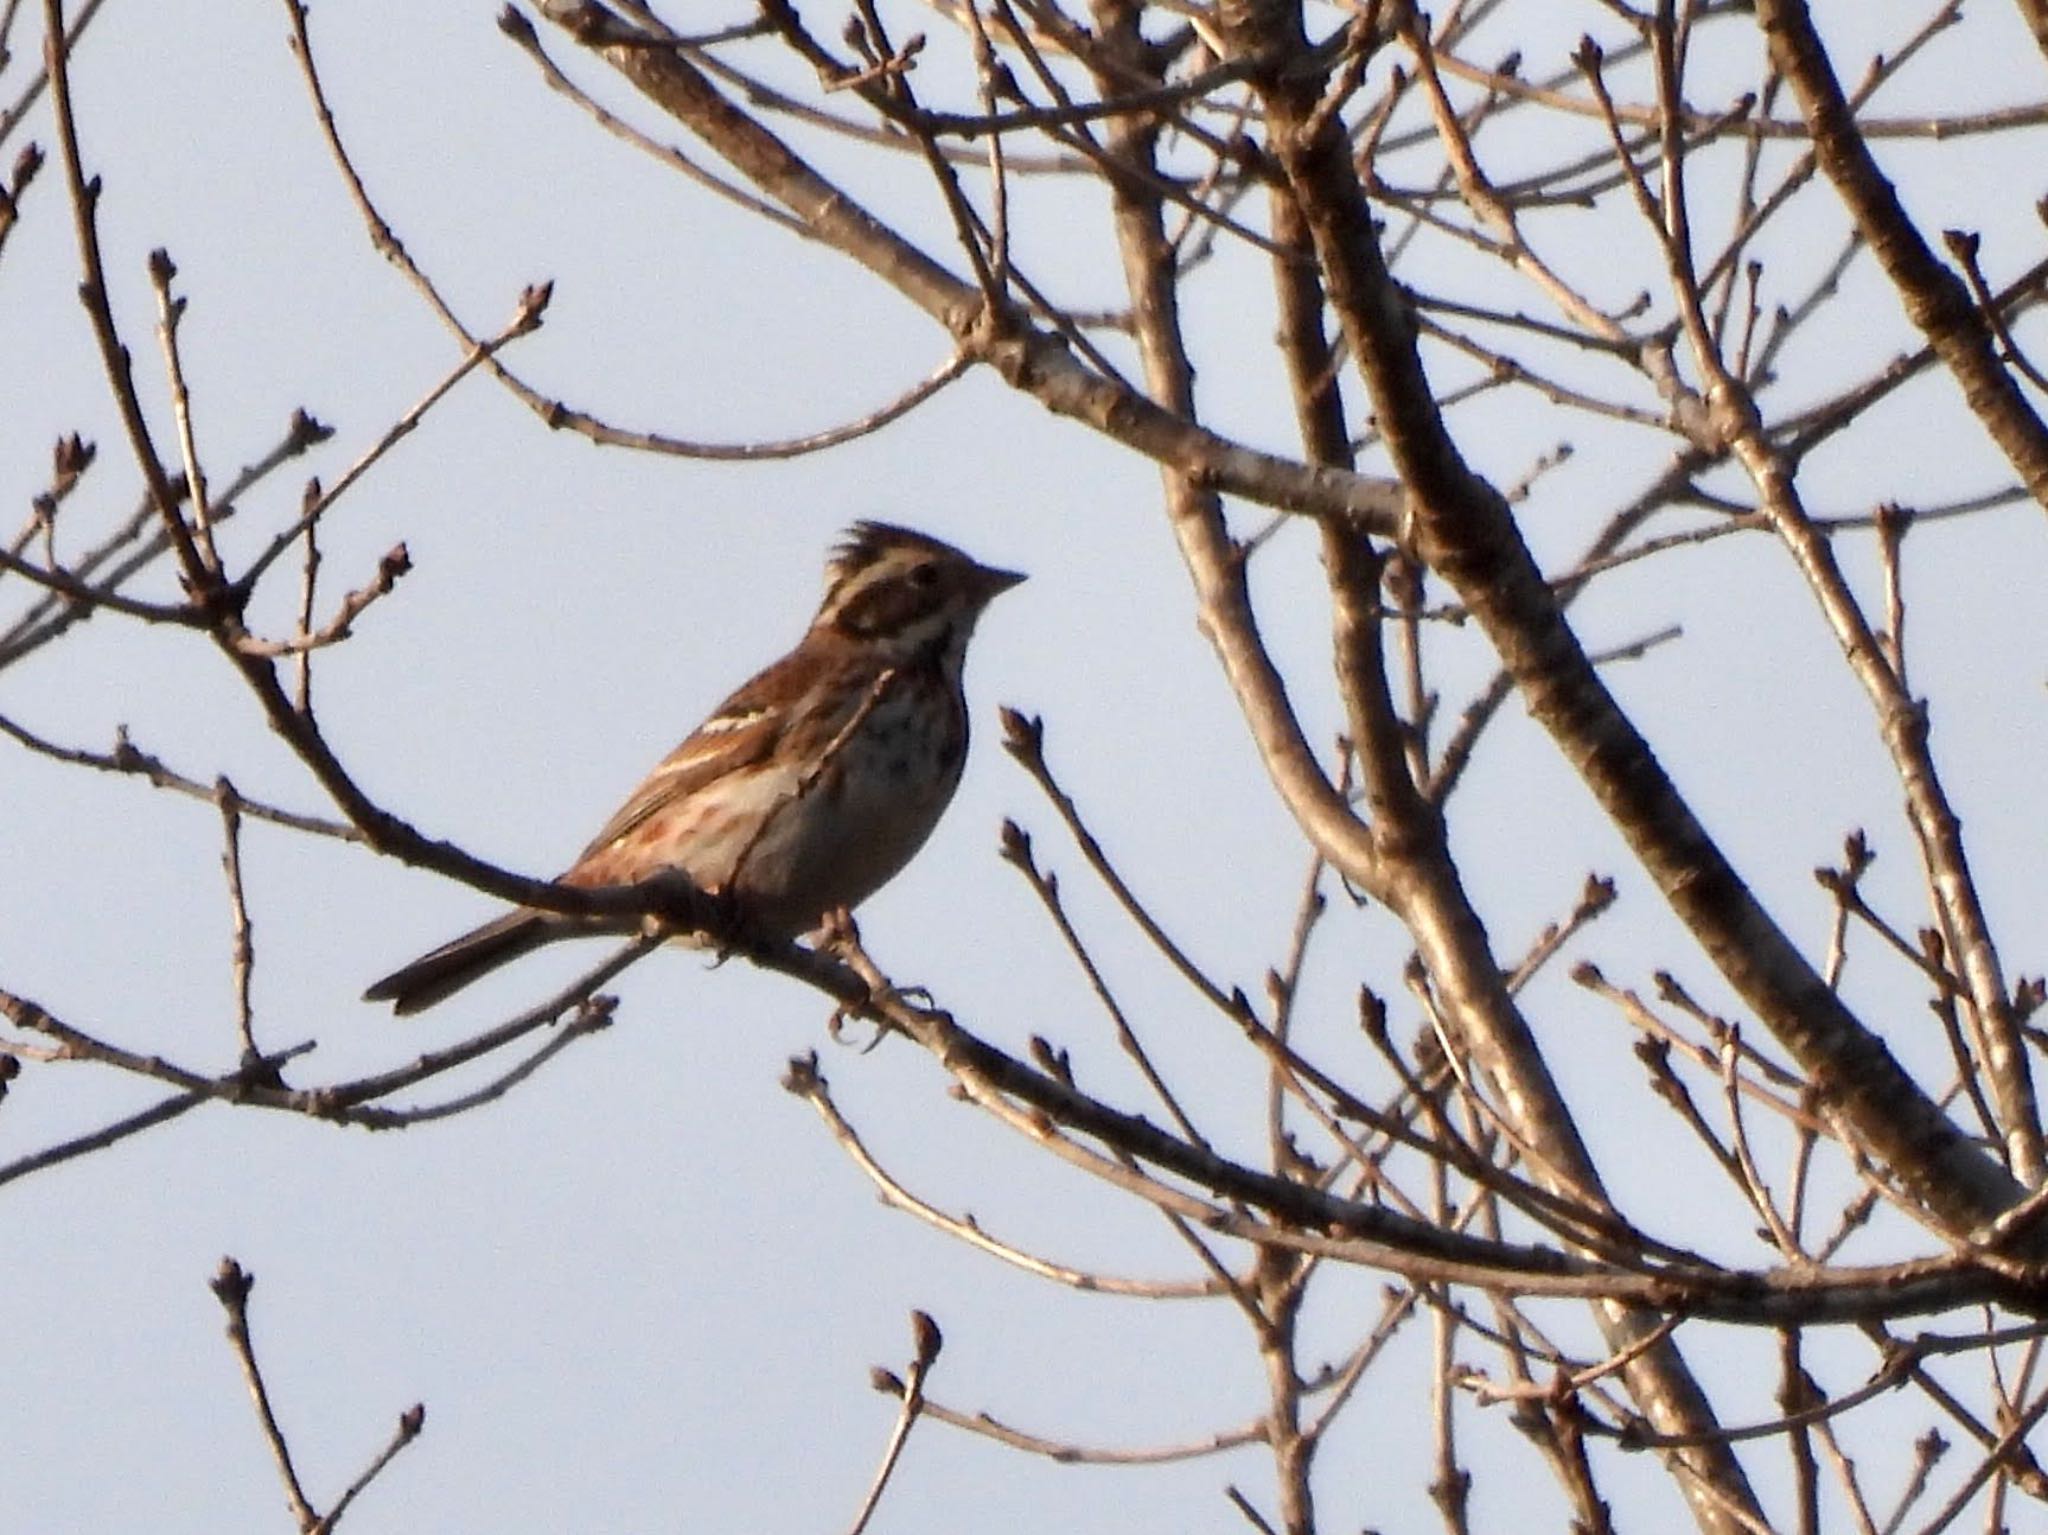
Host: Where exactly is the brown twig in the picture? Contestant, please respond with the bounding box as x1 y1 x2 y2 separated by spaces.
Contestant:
312 1405 426 1535
238 285 551 595
846 1312 942 1535
1944 226 2048 392
210 1258 320 1530
997 818 1211 1146
1000 710 1241 1018
215 780 260 1067
208 1258 427 1533
146 249 223 576
907 1381 1265 1464
0 0 105 149
363 996 619 1127
784 1052 1223 1298
41 0 212 601
0 409 332 670
292 508 319 712
234 544 412 659
0 716 361 841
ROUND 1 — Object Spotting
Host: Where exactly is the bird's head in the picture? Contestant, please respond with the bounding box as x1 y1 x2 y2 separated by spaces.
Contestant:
816 521 1024 662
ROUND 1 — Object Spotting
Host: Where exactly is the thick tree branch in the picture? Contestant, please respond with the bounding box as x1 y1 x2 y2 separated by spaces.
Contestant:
1753 0 2048 513
1215 0 2026 1253
520 1 1403 532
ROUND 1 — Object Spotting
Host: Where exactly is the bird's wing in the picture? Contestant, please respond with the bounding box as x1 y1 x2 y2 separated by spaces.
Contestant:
566 643 868 869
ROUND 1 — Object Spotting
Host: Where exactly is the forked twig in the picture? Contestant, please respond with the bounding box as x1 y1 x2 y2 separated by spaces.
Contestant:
208 1258 426 1533
845 1312 943 1535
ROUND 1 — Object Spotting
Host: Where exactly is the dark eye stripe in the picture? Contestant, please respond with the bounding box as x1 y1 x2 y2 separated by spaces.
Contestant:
836 575 942 637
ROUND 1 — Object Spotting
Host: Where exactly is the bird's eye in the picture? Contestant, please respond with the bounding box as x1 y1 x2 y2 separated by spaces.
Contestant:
908 562 939 588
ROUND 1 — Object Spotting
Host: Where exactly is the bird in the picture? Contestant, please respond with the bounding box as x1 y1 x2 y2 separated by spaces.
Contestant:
364 521 1024 1015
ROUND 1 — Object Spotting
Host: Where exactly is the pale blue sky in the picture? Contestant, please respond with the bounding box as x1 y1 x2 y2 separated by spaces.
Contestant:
2 2 2045 1531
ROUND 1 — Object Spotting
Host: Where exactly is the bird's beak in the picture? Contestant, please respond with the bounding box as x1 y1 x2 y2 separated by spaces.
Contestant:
974 563 1027 604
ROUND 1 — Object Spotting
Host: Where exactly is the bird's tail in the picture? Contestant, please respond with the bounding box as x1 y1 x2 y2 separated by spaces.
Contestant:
363 909 567 1016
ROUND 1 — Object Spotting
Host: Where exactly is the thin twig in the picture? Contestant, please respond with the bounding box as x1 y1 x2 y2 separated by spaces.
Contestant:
210 1258 320 1531
238 286 551 594
845 1313 942 1535
215 779 259 1067
784 1053 1222 1297
311 1405 426 1535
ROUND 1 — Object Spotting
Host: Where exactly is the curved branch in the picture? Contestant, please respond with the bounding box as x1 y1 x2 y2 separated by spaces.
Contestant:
488 3 1405 530
1226 0 2025 1247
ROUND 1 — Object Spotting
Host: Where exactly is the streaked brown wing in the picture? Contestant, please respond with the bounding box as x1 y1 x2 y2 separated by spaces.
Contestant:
565 642 851 870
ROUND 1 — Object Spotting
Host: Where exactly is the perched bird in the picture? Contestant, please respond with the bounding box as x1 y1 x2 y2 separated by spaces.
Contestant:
365 522 1023 1015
